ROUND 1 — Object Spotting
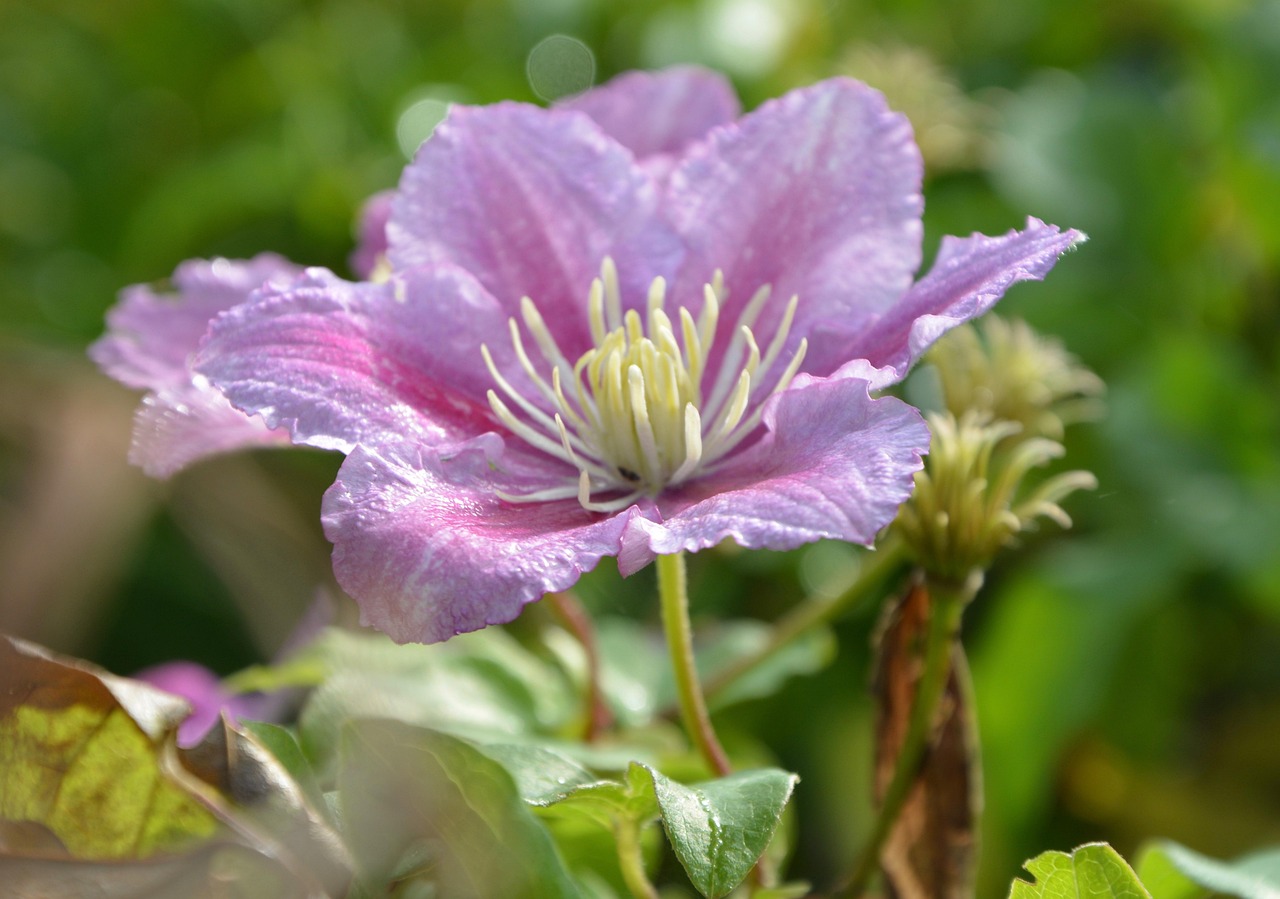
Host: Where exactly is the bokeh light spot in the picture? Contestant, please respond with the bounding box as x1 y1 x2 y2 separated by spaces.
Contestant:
396 98 451 159
526 34 596 102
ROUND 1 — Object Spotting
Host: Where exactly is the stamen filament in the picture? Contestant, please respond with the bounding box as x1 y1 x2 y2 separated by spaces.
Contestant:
483 344 601 466
485 260 805 510
601 257 622 332
628 365 662 484
704 284 772 420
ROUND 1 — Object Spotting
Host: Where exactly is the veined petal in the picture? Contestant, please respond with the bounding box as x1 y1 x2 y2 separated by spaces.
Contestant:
323 442 639 644
90 254 303 391
667 78 924 376
195 266 507 454
130 382 290 478
616 376 929 575
557 66 740 162
389 101 682 346
839 219 1086 389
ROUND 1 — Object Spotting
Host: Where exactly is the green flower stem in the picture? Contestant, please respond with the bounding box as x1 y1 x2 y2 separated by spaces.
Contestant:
841 570 980 898
615 816 659 899
703 536 908 704
657 550 733 777
547 590 613 742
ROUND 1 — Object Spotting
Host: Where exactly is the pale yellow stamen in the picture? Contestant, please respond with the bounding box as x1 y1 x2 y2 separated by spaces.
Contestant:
488 258 804 509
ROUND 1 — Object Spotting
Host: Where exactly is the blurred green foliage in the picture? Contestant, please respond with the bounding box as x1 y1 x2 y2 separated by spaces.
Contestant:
1 0 1277 894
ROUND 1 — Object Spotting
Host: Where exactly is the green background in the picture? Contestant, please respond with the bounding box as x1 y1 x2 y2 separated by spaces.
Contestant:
2 0 1278 893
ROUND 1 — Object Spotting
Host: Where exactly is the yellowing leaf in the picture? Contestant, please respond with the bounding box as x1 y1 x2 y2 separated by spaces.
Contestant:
0 635 218 859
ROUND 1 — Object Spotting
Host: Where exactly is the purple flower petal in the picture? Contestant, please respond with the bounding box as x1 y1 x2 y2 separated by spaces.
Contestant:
131 382 289 478
666 78 924 377
323 442 640 644
388 101 682 349
557 66 740 171
616 376 929 574
196 266 507 454
350 190 394 279
91 255 303 477
91 254 302 390
838 218 1087 389
135 661 264 748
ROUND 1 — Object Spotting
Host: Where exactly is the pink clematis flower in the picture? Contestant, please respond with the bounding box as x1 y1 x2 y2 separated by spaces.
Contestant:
191 68 1081 644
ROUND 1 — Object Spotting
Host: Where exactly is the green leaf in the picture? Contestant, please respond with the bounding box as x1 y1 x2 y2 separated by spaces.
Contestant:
297 628 575 773
1137 839 1280 899
697 621 836 711
638 764 799 899
595 619 834 727
475 742 602 806
1009 843 1153 898
338 718 583 898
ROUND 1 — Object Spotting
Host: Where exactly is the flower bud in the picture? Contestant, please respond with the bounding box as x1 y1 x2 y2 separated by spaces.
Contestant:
894 411 1097 585
926 316 1104 441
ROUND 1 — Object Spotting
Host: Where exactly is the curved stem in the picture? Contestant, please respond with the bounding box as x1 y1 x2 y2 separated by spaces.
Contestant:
703 536 908 703
616 816 659 899
657 551 732 777
841 570 979 898
547 590 612 741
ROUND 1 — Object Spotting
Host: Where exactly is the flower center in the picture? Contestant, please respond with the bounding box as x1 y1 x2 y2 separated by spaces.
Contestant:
482 258 807 512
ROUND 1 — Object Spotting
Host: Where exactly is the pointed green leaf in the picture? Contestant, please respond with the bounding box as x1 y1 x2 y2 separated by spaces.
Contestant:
338 718 583 898
1137 839 1280 899
637 764 799 899
1009 843 1153 898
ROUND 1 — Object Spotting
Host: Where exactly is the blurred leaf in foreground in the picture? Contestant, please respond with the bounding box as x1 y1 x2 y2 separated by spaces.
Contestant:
0 634 216 859
338 717 583 898
1137 839 1280 899
0 633 348 897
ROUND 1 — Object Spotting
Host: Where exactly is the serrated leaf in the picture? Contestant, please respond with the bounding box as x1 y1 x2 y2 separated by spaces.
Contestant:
1137 839 1280 899
637 764 798 899
338 718 583 898
1009 843 1152 898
